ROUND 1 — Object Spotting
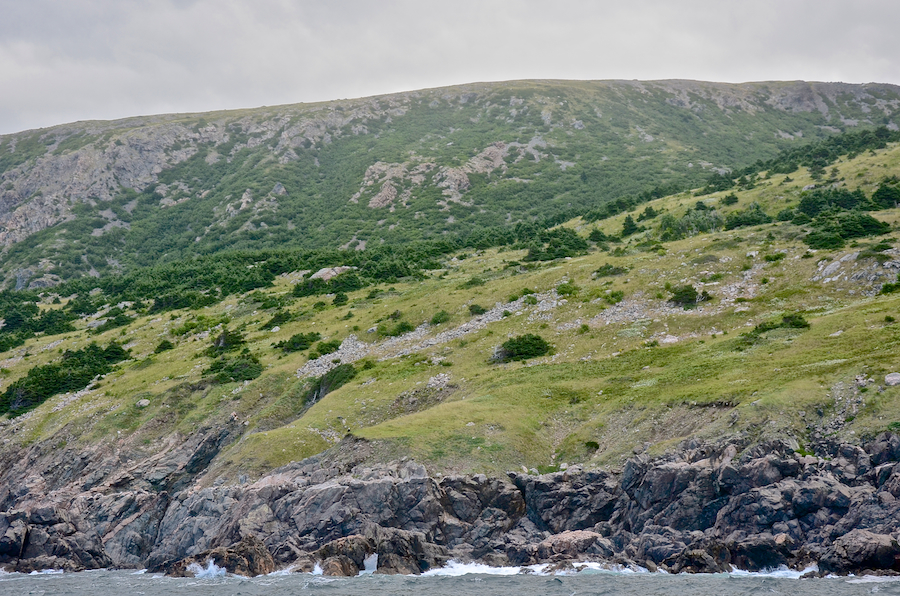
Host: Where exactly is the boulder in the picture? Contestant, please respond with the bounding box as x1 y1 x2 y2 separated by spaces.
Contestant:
159 534 275 577
321 555 359 576
366 526 449 574
819 529 900 574
668 546 731 574
728 533 794 571
316 535 374 572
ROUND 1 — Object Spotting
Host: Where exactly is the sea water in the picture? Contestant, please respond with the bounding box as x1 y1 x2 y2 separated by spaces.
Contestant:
3 564 900 596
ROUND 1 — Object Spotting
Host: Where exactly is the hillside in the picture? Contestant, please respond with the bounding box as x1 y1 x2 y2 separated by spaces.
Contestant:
4 81 900 574
0 124 899 480
1 80 899 289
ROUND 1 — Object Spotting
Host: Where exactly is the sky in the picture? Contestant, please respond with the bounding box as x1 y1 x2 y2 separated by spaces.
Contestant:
1 0 899 135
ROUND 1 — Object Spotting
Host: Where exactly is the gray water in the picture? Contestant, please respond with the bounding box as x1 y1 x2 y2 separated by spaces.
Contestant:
3 568 900 596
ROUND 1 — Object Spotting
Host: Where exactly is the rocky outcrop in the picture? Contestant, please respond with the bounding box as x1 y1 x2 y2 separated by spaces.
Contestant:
4 432 900 575
0 507 110 572
153 534 275 577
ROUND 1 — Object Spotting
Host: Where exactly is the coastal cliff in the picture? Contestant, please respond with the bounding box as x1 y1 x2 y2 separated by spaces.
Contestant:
2 432 900 576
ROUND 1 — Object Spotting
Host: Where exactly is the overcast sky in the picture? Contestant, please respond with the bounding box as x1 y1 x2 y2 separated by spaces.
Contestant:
1 0 898 135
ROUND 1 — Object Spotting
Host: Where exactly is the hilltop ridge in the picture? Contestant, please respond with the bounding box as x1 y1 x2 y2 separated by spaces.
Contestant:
1 79 899 288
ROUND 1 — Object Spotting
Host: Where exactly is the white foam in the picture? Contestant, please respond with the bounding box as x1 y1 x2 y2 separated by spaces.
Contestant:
728 564 817 579
187 560 226 578
422 560 651 577
422 561 537 576
575 562 651 575
29 569 64 575
846 575 900 584
360 553 378 574
312 562 323 575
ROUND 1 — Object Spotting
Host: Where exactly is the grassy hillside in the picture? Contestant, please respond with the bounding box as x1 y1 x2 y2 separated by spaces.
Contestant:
1 80 899 287
3 134 900 479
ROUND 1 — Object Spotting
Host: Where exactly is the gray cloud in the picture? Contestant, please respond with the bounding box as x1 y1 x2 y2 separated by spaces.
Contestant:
1 0 899 134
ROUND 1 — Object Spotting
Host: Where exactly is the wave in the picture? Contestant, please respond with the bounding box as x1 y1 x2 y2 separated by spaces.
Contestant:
422 561 652 577
186 560 227 578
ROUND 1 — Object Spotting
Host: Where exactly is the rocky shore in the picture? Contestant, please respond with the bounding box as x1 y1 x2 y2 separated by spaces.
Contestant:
2 429 900 577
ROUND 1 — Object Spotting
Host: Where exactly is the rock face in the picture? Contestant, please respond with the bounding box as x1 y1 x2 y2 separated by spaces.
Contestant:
0 507 111 572
3 432 900 575
154 534 275 577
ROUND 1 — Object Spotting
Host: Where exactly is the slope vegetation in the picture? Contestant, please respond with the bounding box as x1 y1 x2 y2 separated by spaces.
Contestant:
1 128 900 482
1 80 899 288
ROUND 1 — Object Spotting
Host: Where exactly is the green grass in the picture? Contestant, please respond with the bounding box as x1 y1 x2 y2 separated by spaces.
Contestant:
3 137 900 478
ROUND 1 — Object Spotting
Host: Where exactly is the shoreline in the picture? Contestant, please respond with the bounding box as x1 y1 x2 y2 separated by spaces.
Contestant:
3 433 900 578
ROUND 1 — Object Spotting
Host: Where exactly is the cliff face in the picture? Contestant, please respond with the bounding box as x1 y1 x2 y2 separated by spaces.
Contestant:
1 80 899 286
2 430 900 575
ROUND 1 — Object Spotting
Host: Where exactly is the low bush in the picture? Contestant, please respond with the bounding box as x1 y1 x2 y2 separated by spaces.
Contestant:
274 332 322 353
205 350 262 383
668 285 711 309
495 334 552 362
430 310 451 325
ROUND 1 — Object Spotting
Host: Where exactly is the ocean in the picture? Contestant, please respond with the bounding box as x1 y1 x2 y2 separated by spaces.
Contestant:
3 563 900 596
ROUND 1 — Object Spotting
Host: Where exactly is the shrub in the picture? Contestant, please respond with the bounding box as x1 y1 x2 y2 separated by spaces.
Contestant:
378 320 415 337
315 339 341 355
468 304 487 315
306 363 357 403
594 263 628 277
459 276 485 289
637 205 659 221
588 228 608 242
804 231 845 250
720 193 739 206
621 214 640 237
556 282 580 296
205 327 246 357
724 203 772 230
524 295 538 305
154 339 175 353
262 310 294 328
881 274 900 294
764 253 786 262
496 334 552 362
872 183 900 209
776 208 795 222
274 331 322 353
604 290 625 305
332 292 348 306
0 342 129 416
658 209 724 241
205 350 262 383
430 310 451 325
734 313 810 350
668 285 711 309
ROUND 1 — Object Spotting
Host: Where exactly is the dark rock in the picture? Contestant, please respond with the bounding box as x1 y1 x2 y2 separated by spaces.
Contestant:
669 547 731 574
317 535 374 570
544 559 576 574
1 507 111 573
158 534 275 577
819 529 900 574
728 533 793 571
321 555 359 576
868 433 900 466
367 526 449 574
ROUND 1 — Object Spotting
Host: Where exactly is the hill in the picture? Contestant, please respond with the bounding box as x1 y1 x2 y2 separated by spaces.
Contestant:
1 79 899 288
3 81 900 575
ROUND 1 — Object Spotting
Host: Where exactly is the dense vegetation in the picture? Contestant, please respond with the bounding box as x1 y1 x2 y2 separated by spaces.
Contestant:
3 81 899 287
0 342 128 416
3 83 900 476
